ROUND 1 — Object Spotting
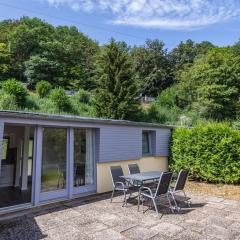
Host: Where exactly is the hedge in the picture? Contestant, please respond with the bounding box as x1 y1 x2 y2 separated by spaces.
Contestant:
169 123 240 184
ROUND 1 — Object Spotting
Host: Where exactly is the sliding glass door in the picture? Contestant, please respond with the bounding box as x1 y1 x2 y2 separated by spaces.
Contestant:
73 129 95 194
38 127 95 202
40 127 67 200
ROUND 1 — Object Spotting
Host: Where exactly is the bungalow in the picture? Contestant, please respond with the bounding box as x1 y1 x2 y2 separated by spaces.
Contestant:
0 110 172 214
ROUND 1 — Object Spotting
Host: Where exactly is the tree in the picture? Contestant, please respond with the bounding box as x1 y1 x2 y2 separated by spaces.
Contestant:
169 39 214 72
0 43 11 80
131 39 173 97
94 39 139 120
24 55 60 88
177 48 240 120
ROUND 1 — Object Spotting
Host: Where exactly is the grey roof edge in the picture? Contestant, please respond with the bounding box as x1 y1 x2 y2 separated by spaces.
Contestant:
0 110 175 129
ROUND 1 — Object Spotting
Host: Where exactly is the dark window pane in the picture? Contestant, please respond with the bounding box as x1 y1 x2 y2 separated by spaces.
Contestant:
142 132 150 154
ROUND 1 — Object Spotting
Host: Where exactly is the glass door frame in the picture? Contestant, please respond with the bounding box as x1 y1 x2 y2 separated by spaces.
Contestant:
71 128 96 196
34 126 68 203
33 126 96 205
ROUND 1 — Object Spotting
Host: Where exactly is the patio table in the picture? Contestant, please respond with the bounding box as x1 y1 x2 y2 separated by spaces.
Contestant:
120 171 163 183
119 171 163 205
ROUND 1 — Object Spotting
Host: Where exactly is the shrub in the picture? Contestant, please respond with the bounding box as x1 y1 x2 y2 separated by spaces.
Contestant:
50 88 70 112
77 89 91 104
0 92 18 110
36 80 52 98
2 79 28 106
170 123 240 184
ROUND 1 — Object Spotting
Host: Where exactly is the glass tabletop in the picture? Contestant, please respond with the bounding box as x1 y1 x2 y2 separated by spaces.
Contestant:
120 171 163 182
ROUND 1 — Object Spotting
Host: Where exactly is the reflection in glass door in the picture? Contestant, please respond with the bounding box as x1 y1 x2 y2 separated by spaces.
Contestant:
73 129 94 193
41 128 67 193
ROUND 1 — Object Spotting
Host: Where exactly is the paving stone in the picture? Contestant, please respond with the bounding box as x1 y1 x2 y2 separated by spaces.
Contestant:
179 219 206 234
49 207 82 220
0 217 48 240
200 206 231 218
65 213 94 226
89 228 126 240
75 221 109 235
228 221 240 234
226 212 240 222
151 222 183 237
122 226 158 240
44 224 85 240
203 224 237 240
200 215 234 228
107 216 138 232
222 199 240 207
205 196 224 203
172 230 206 240
1 193 240 240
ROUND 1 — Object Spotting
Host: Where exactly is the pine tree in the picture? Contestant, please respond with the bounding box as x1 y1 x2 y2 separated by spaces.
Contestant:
94 39 139 120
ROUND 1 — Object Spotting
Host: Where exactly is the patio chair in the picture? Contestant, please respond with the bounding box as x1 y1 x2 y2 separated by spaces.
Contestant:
168 169 191 211
127 164 142 187
128 164 140 174
109 166 130 207
138 171 174 217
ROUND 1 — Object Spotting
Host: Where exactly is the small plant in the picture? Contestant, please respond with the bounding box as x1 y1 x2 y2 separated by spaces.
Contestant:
0 92 18 110
77 89 91 104
36 80 52 98
1 79 28 106
50 87 70 112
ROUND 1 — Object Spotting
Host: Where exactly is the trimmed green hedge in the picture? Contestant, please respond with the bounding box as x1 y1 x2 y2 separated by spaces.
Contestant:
170 123 240 184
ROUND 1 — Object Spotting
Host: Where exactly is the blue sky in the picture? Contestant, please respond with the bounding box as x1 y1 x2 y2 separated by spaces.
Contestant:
0 0 240 49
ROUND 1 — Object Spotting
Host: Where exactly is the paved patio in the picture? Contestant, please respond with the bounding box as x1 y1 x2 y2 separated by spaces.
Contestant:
0 192 240 240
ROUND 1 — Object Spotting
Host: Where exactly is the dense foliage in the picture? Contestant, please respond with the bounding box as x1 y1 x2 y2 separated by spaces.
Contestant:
36 80 52 98
1 79 28 106
170 124 240 184
0 17 239 124
94 39 139 120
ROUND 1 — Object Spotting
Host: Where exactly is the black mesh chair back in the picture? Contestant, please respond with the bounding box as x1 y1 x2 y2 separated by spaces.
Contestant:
128 164 140 174
155 172 173 196
175 169 189 191
110 166 124 184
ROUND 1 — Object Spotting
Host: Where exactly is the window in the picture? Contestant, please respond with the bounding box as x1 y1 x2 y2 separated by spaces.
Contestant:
142 131 151 155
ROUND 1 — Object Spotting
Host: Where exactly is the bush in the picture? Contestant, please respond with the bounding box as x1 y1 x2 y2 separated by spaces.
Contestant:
0 92 18 110
2 79 28 106
77 89 91 104
36 80 52 98
170 123 240 184
50 88 70 112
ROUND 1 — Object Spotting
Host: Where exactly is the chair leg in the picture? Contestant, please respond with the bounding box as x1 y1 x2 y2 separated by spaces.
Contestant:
110 189 115 203
182 190 191 207
137 193 140 212
167 193 174 213
170 192 180 212
122 191 127 207
152 199 159 217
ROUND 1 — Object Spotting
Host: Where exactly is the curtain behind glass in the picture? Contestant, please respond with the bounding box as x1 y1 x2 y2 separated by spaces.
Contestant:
74 129 94 187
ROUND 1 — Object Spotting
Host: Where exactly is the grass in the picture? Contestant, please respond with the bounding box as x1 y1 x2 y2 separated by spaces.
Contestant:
186 180 240 200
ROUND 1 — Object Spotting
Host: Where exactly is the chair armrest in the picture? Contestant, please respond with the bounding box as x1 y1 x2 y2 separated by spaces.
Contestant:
114 181 126 190
139 186 153 197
